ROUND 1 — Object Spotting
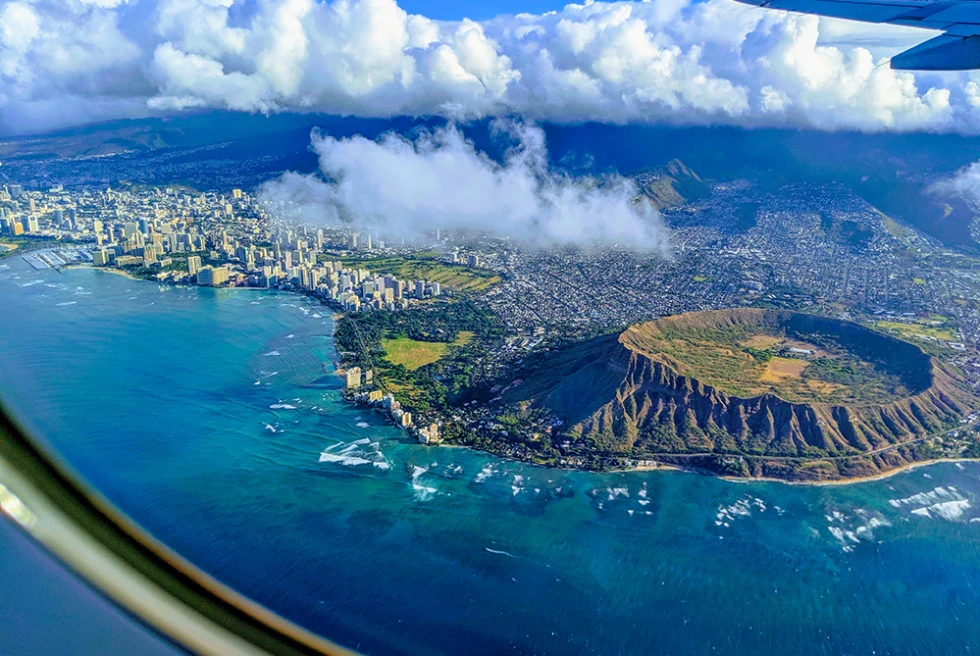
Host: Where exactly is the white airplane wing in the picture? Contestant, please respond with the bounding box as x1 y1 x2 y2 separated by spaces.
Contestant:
735 0 980 70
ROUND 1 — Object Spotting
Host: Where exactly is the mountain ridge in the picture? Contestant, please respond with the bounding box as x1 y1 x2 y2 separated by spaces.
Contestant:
505 309 977 480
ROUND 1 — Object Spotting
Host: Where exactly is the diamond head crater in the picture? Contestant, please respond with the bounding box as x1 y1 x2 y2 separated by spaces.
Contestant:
347 307 979 483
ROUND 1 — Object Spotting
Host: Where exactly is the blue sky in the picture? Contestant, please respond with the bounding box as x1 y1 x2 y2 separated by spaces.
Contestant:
398 0 569 20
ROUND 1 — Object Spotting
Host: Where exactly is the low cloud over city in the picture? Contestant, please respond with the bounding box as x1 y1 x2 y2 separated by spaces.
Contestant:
1 0 976 135
260 121 667 249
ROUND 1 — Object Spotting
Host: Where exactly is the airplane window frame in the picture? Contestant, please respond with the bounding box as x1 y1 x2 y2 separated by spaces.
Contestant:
0 400 357 656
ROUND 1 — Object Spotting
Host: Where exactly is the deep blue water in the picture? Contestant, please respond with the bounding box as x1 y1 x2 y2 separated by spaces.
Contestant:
2 256 980 655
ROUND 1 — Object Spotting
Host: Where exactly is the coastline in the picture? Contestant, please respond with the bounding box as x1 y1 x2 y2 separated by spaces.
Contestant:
346 383 978 487
65 263 141 281
494 451 976 486
0 242 21 259
52 263 980 489
89 266 141 281
404 438 976 487
69 264 296 292
721 457 977 487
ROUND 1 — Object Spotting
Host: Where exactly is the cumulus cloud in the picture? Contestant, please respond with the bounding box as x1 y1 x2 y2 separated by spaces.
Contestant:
259 121 668 249
930 161 980 202
2 0 980 134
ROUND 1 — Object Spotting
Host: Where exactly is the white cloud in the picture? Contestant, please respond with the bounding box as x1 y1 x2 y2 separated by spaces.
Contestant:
0 3 40 53
259 121 668 249
930 160 980 202
3 0 980 134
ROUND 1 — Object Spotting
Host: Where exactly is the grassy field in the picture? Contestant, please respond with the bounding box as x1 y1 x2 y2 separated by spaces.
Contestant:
626 324 909 404
381 331 474 370
741 335 781 349
334 253 500 292
879 211 912 247
875 320 957 341
761 356 808 383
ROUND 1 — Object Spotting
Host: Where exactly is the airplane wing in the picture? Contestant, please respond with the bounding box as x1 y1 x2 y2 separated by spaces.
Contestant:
735 0 980 70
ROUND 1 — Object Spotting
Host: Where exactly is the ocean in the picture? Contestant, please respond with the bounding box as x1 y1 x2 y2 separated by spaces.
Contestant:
1 256 979 656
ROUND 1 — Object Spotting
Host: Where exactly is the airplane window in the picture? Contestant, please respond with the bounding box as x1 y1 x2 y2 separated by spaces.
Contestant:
3 1 980 655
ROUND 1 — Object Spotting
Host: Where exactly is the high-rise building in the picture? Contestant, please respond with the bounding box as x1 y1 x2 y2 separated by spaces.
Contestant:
415 280 426 298
187 255 202 277
93 249 110 266
345 367 362 389
202 265 225 286
232 189 243 199
197 266 215 286
196 266 229 287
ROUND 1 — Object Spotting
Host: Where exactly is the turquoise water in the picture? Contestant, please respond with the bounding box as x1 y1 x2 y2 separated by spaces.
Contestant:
2 257 980 655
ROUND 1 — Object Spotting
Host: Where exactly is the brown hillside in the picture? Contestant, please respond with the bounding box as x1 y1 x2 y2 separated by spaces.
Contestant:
506 309 977 481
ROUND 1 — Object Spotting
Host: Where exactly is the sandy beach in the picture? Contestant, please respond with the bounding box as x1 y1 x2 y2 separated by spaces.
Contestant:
721 457 977 487
65 264 141 281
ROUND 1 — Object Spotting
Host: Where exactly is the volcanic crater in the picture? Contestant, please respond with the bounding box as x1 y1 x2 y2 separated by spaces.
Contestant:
509 309 977 480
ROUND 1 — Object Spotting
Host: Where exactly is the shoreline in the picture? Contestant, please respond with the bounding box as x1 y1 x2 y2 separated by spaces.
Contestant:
720 457 977 487
84 265 140 281
52 262 980 488
0 242 21 259
69 263 298 292
64 263 142 281
409 438 976 487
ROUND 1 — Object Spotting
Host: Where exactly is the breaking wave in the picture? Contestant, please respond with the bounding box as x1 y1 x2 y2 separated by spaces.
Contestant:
889 486 972 521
